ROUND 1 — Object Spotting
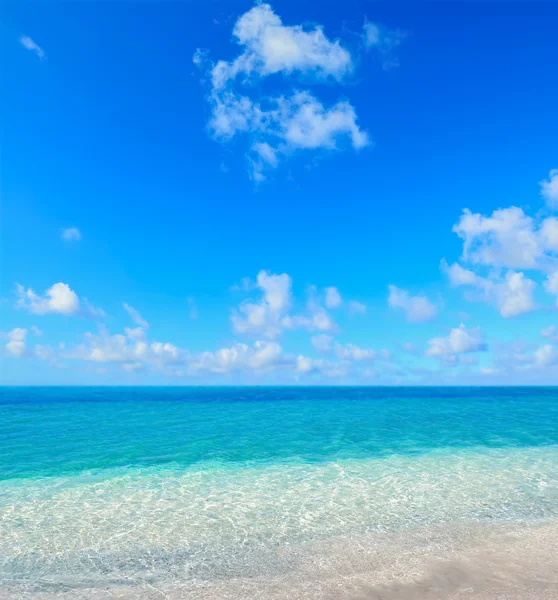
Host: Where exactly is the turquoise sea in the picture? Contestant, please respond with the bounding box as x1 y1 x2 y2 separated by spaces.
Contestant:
1 387 558 598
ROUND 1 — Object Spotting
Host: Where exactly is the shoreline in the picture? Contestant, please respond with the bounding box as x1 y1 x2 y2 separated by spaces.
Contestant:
2 519 557 599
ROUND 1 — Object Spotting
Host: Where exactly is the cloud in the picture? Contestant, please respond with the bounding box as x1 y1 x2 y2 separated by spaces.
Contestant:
426 324 487 361
2 328 27 357
61 227 81 242
232 270 338 337
451 206 558 272
295 355 315 373
211 90 368 181
348 300 367 315
30 326 43 336
543 271 558 302
388 285 437 322
210 2 352 88
533 344 558 367
540 169 558 209
362 21 405 70
196 2 369 180
190 340 283 373
19 35 45 60
311 334 333 353
16 283 78 315
324 286 342 309
232 270 293 338
68 325 183 370
123 303 149 329
16 282 104 318
443 261 536 318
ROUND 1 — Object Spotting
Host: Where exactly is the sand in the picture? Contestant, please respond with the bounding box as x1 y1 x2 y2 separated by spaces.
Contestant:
1 519 557 600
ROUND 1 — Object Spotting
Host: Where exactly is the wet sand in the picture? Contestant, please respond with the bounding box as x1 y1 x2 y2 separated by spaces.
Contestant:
2 519 557 600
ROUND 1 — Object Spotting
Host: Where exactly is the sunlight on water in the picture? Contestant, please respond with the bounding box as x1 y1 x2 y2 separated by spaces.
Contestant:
1 387 558 597
1 446 558 591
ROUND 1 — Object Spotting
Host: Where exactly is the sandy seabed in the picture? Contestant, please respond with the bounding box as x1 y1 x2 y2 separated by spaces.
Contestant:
1 519 557 600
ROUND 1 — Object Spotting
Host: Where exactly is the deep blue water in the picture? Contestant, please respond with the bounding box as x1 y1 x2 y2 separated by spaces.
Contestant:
2 386 558 480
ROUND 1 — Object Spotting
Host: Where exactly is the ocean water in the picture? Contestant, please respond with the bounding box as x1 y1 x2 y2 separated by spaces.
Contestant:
1 386 558 599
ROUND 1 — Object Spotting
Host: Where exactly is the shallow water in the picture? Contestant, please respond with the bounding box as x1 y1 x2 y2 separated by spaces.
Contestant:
1 387 558 598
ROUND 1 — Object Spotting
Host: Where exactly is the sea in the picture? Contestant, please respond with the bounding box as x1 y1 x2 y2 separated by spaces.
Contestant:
1 386 558 599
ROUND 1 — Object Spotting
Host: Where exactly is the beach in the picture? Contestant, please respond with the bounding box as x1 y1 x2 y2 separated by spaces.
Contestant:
1 387 557 598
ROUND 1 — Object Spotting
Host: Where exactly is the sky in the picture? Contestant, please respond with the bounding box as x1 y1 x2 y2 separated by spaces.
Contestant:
1 1 558 385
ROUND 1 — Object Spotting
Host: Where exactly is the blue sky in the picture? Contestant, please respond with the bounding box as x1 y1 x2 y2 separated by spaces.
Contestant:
1 1 558 385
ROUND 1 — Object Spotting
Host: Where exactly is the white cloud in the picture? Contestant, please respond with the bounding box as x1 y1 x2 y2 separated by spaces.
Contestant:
16 283 81 316
544 271 558 300
296 355 314 373
196 3 369 180
210 90 368 181
388 285 437 322
232 270 338 337
282 309 336 333
324 286 342 309
232 270 292 338
3 328 27 357
123 303 149 329
15 282 106 321
19 35 45 60
426 324 487 360
443 262 536 318
68 326 184 370
540 169 558 209
190 340 283 373
211 3 352 89
348 300 366 315
534 344 558 367
61 227 81 242
451 205 558 273
30 326 43 336
311 334 333 353
362 21 405 70
493 271 536 317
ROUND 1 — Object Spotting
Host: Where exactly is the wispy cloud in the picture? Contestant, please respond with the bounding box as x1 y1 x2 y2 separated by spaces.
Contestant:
123 303 149 329
19 35 46 60
362 21 406 70
61 227 82 242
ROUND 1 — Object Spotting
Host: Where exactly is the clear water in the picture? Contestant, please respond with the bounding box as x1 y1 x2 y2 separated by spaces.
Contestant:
1 387 558 596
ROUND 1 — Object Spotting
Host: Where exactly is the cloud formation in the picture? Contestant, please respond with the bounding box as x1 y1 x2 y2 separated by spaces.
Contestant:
2 328 27 357
388 285 437 322
362 21 405 70
426 324 487 362
540 169 558 209
19 35 45 60
123 303 149 329
195 2 369 180
444 262 536 318
61 227 82 242
16 283 104 318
